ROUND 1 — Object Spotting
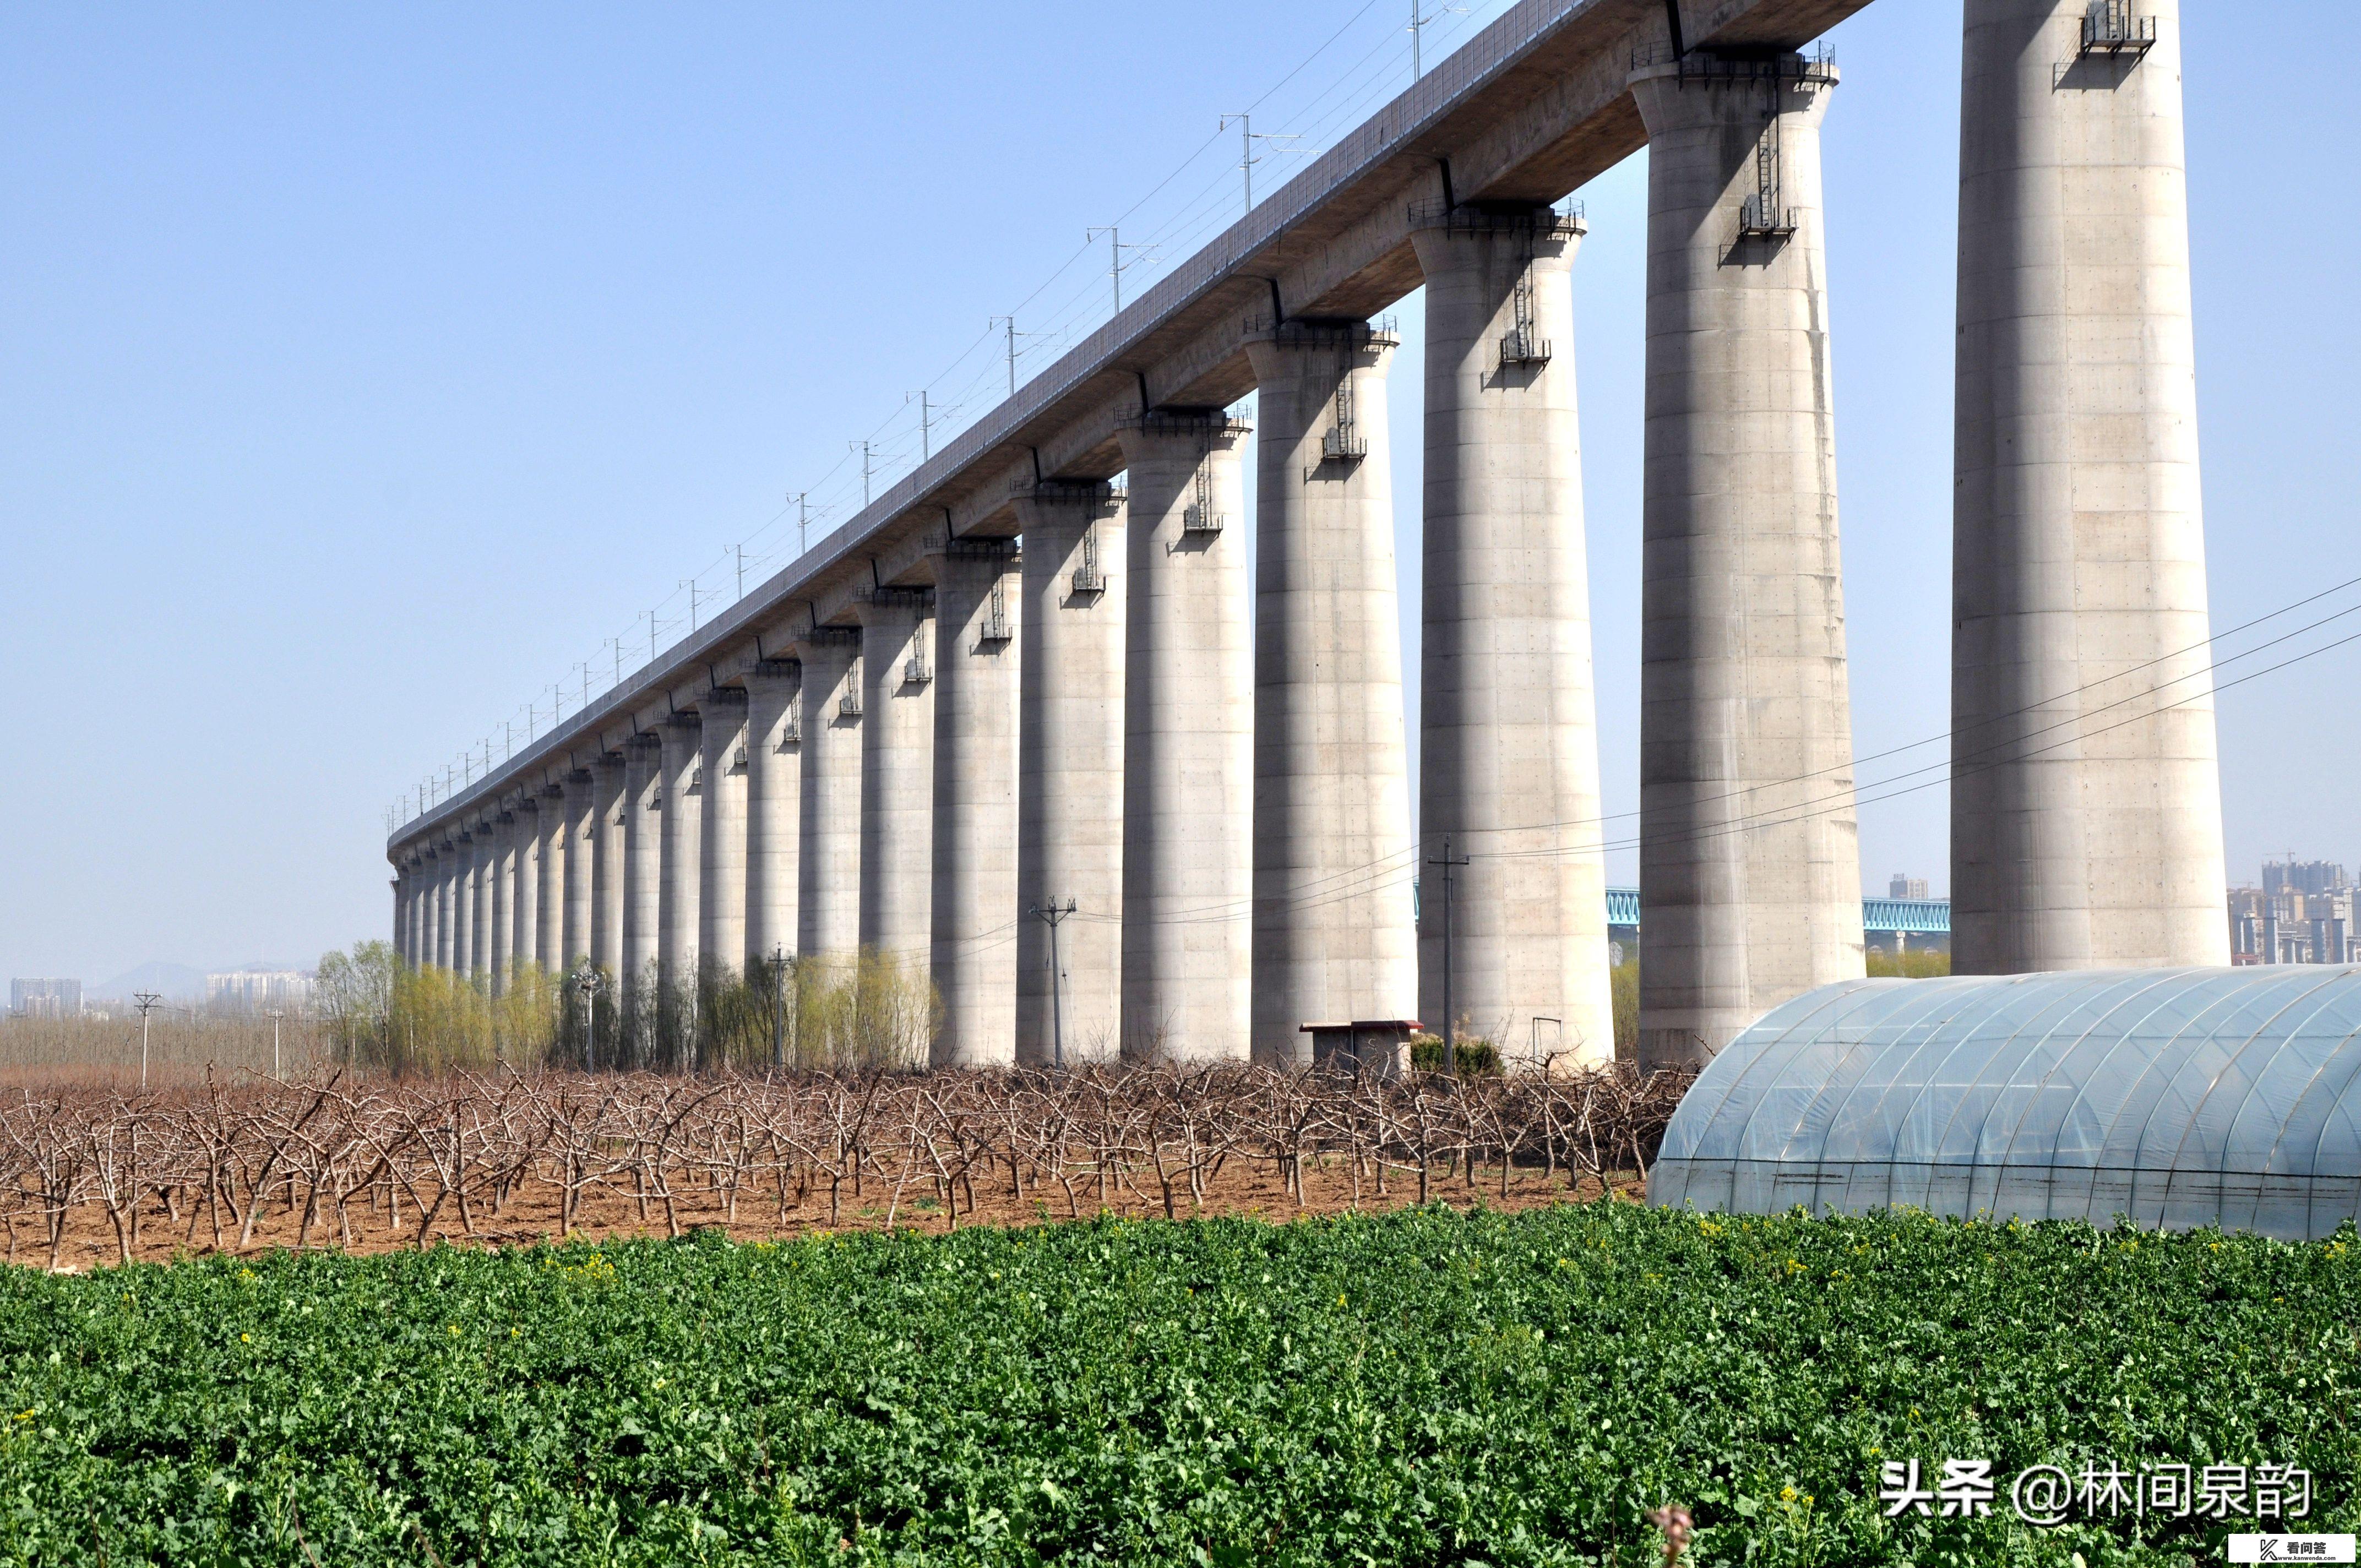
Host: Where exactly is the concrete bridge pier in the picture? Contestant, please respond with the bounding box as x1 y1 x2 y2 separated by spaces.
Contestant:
591 752 627 981
744 659 802 972
394 861 414 967
1951 0 2227 972
621 733 662 1001
534 785 564 968
856 589 937 1006
929 542 1021 1068
562 769 595 969
796 630 864 971
512 800 541 977
697 687 749 984
1243 319 1417 1066
489 810 516 992
1117 410 1253 1063
469 825 494 981
1630 53 1864 1070
1016 482 1126 1066
1410 202 1613 1070
438 838 461 971
657 712 704 1005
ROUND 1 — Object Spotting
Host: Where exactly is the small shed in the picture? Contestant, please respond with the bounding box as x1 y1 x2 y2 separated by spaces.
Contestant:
1301 1020 1422 1077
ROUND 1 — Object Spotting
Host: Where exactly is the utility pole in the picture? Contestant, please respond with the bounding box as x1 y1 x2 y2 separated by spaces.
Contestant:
991 315 1030 398
855 442 875 507
736 543 746 601
133 992 162 1090
576 965 600 1073
1410 2 1467 79
1029 900 1077 1068
910 390 933 462
770 943 789 1070
612 639 623 687
265 1008 285 1077
1085 227 1155 315
683 579 700 634
794 492 810 557
1219 115 1302 217
1427 837 1470 1074
648 609 659 665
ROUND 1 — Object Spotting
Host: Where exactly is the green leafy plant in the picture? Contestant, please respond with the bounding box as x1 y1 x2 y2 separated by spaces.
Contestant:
0 1206 2352 1565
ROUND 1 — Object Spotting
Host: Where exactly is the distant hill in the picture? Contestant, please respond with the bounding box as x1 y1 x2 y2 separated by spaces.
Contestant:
87 962 208 1002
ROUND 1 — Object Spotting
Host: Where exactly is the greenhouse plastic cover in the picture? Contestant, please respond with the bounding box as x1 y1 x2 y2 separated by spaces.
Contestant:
1651 967 2361 1240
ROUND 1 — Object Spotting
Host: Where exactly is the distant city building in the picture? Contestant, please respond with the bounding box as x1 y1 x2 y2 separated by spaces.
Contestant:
204 971 313 1012
2230 861 2353 965
8 978 81 1019
1889 873 1929 901
2265 859 2347 899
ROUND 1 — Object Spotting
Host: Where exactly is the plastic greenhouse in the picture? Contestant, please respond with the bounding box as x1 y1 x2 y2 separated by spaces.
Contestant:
1651 967 2361 1240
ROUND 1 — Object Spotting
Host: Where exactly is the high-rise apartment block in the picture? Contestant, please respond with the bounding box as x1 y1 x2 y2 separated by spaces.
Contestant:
2231 861 2354 965
8 978 82 1019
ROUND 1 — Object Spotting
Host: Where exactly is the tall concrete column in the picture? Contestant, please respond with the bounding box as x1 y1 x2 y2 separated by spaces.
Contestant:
590 753 627 981
621 734 662 999
698 687 750 983
1410 204 1614 1070
391 871 409 966
1629 53 1864 1070
562 767 596 969
1243 320 1417 1064
415 854 436 967
469 825 493 980
535 783 564 968
1117 412 1253 1063
857 589 936 990
657 712 703 997
490 813 518 991
1016 482 1125 1066
929 542 1021 1068
406 861 426 966
437 840 460 970
796 630 864 968
744 659 803 971
422 859 441 968
393 863 412 966
512 800 541 977
1952 0 2226 972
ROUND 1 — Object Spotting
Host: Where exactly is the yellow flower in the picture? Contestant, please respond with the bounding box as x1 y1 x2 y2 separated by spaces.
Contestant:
240 1333 251 1343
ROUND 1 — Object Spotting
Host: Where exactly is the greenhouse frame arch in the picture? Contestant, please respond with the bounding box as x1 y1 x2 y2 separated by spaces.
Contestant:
1651 967 2361 1240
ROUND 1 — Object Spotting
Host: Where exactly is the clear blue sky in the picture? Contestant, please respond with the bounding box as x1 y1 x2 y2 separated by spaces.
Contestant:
3 3 2353 986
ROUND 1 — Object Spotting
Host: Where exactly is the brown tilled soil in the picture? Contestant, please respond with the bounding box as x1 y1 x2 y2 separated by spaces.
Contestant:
15 1159 1649 1273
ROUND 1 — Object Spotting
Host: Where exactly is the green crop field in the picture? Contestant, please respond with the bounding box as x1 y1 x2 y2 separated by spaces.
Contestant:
0 1203 2353 1566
